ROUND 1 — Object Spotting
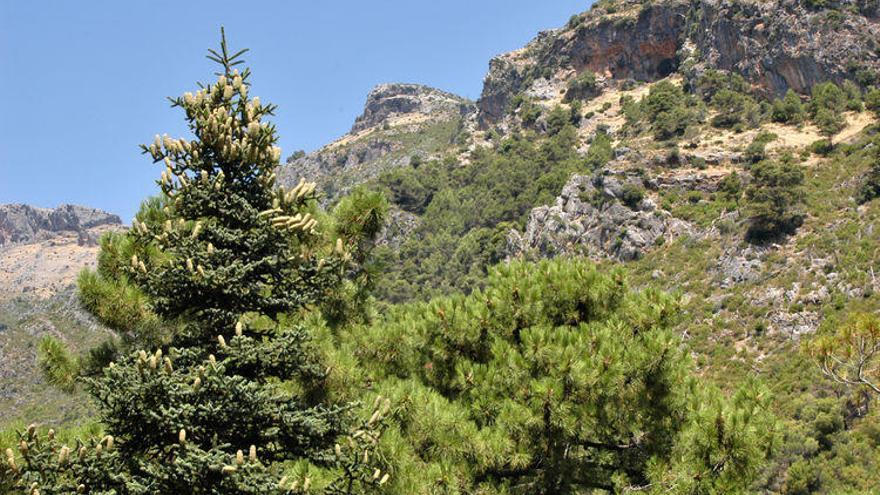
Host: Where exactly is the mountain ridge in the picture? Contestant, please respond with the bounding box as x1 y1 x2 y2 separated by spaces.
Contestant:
0 203 122 247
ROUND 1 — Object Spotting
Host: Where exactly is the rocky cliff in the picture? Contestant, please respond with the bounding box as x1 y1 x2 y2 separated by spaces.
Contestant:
279 83 474 204
351 83 473 133
477 0 880 126
0 204 122 246
0 204 121 422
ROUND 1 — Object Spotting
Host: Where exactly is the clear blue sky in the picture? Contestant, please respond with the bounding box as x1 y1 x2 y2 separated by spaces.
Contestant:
0 1 589 221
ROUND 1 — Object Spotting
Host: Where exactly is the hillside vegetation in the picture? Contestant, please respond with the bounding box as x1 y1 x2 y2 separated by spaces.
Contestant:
4 0 880 493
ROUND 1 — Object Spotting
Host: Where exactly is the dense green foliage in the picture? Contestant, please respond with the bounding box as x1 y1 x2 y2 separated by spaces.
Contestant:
744 156 806 241
744 131 778 164
808 82 852 140
583 129 613 169
866 87 880 117
564 70 599 102
856 133 880 204
2 31 391 494
637 80 700 141
374 124 583 301
334 259 776 493
710 89 761 130
771 90 806 125
7 16 880 493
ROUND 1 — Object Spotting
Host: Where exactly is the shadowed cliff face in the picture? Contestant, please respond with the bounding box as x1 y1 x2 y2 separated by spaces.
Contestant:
477 0 880 126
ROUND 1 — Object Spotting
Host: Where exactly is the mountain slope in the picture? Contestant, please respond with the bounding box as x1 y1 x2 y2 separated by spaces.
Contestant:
2 0 880 491
0 205 121 424
274 1 880 491
279 83 474 204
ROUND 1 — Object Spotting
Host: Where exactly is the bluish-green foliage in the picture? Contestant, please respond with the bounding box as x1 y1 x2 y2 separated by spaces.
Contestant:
4 30 390 495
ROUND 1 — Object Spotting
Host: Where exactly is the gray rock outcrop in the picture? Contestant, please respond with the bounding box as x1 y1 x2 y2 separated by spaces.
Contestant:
477 0 880 126
0 204 122 246
279 83 474 205
352 83 474 133
507 172 693 261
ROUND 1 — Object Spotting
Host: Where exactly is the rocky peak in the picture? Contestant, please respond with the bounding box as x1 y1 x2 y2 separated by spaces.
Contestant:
351 83 473 133
0 204 122 246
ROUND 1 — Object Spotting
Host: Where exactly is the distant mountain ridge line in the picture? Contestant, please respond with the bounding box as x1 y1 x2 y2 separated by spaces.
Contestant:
0 203 122 246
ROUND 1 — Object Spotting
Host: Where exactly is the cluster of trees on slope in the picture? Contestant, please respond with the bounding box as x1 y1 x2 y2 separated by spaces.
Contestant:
373 113 584 302
614 68 866 145
371 69 880 303
0 34 785 495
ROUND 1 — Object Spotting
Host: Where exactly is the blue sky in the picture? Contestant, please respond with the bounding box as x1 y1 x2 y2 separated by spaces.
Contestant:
0 1 589 221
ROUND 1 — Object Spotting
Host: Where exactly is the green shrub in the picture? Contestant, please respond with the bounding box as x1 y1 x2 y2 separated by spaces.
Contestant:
694 70 750 102
690 155 707 169
518 98 542 126
718 171 743 202
810 82 847 115
865 87 880 116
810 138 834 156
565 70 599 101
842 80 864 111
584 130 614 169
546 105 575 135
745 157 806 241
710 89 761 129
771 89 806 124
620 182 645 208
857 143 880 204
745 131 778 163
809 82 848 139
643 80 698 141
814 107 846 139
286 149 306 161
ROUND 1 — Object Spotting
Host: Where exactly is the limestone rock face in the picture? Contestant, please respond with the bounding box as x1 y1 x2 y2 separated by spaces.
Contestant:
507 172 693 262
279 83 473 205
477 0 880 126
0 204 121 246
688 0 880 96
352 83 473 133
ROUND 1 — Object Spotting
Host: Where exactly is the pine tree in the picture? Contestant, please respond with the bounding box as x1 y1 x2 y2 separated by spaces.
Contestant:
808 313 880 398
2 29 391 494
339 258 777 493
744 156 806 242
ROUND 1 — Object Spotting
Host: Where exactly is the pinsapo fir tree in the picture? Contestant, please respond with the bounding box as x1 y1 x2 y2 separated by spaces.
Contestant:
2 29 391 495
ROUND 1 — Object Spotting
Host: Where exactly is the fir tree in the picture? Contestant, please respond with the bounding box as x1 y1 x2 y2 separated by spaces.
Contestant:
2 29 390 494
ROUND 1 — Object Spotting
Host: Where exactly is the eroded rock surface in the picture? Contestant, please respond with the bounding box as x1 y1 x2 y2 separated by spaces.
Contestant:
0 204 121 246
507 172 693 261
477 0 880 126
